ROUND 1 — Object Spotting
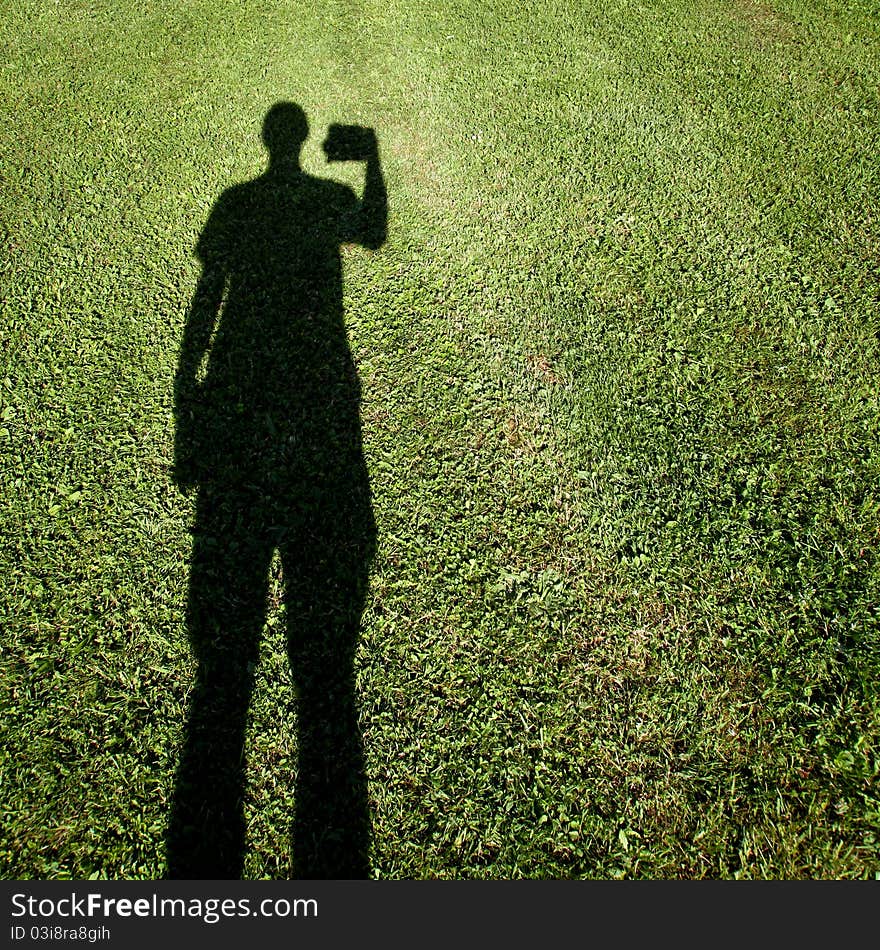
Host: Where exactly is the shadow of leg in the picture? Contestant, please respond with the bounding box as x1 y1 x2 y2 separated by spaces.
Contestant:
166 493 272 878
285 544 372 879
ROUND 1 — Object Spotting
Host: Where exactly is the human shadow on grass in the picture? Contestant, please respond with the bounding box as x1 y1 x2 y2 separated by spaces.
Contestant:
166 102 386 879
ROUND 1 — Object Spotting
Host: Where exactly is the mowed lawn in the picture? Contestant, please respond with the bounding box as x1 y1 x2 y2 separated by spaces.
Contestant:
2 0 879 878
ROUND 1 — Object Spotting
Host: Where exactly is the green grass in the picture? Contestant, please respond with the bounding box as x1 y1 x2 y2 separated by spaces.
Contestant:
2 0 879 878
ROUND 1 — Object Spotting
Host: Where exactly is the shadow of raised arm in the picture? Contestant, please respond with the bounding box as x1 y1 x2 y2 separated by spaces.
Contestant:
327 125 387 250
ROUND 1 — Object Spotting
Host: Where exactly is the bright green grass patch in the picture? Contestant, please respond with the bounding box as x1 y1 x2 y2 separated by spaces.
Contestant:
1 0 878 877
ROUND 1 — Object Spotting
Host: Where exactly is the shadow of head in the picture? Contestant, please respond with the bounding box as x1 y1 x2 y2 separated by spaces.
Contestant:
262 101 309 165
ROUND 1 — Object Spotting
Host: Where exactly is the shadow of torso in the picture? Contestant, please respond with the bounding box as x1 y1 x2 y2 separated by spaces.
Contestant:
198 168 369 514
